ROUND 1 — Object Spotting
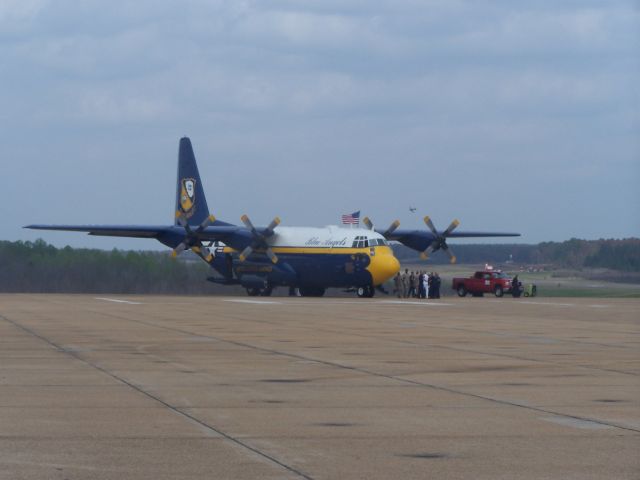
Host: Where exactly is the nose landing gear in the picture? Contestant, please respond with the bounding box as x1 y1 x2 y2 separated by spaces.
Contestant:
356 285 375 298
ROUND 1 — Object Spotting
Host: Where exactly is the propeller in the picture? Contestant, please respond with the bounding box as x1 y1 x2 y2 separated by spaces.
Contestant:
420 216 460 263
238 214 281 264
171 212 216 264
362 216 401 237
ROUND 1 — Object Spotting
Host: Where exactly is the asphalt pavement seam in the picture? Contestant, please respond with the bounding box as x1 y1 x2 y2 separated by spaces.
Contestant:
64 307 640 434
0 313 315 480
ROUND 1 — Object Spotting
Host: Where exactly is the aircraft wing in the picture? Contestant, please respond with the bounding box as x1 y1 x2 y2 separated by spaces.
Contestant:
443 231 520 239
24 224 245 249
25 224 173 238
385 229 520 256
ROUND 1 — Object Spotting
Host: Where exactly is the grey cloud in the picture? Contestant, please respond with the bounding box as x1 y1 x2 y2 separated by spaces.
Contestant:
1 0 638 249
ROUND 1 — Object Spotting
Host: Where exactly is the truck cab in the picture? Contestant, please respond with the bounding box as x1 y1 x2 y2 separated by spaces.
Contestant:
452 270 512 297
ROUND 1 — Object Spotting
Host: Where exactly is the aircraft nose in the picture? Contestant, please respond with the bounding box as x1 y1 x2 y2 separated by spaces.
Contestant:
368 249 401 286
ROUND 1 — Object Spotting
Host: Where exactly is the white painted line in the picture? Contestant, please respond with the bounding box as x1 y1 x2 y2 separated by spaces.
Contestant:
278 301 371 305
94 297 143 305
380 300 454 306
589 304 609 308
517 301 575 307
223 299 283 305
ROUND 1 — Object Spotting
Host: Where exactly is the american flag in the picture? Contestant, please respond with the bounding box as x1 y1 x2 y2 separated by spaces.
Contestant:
341 211 360 225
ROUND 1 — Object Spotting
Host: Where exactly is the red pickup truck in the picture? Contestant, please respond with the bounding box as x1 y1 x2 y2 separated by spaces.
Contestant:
452 270 513 297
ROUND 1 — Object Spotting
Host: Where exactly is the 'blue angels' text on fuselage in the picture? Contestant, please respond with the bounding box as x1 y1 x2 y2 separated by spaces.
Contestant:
305 237 348 247
25 137 520 298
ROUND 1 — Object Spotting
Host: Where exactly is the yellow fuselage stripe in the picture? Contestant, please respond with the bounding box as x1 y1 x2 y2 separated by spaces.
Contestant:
223 246 374 255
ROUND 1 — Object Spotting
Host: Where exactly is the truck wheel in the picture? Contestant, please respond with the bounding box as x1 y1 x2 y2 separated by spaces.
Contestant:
457 285 467 297
494 285 504 297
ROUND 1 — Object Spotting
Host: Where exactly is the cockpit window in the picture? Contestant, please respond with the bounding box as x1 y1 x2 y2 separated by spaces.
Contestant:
352 236 368 248
352 236 389 248
354 237 384 247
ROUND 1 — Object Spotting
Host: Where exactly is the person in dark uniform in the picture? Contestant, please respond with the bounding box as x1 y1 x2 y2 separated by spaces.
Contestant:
408 271 416 298
434 273 441 299
511 275 521 297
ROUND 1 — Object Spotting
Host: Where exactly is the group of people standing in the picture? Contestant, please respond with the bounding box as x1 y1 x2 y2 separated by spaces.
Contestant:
393 268 441 299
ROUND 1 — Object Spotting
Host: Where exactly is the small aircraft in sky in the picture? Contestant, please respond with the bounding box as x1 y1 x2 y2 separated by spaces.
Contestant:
409 207 417 213
26 138 519 297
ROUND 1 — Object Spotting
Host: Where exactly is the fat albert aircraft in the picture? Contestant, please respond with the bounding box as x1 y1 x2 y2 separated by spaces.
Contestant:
27 138 519 297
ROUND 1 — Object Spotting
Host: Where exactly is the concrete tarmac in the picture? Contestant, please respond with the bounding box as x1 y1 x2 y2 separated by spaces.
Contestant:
0 294 638 479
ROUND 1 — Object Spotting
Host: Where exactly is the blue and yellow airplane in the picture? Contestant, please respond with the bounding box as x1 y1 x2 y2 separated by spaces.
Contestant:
26 138 519 297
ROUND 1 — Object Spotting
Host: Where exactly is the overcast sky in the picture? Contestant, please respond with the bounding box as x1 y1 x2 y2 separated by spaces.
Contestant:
1 0 638 250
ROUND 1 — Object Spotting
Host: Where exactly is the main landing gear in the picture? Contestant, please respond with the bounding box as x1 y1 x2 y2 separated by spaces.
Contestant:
356 285 375 298
246 286 273 297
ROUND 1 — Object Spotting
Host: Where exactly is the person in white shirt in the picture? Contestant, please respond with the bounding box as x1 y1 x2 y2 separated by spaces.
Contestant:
423 272 430 299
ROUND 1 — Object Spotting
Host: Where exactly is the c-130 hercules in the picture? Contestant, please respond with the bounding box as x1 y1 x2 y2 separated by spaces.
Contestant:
27 138 519 297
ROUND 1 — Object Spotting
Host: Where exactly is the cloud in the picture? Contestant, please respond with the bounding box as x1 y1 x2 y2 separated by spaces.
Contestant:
1 0 638 246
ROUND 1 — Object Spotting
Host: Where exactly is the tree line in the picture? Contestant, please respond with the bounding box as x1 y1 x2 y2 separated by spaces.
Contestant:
0 237 638 294
0 239 231 294
393 237 640 271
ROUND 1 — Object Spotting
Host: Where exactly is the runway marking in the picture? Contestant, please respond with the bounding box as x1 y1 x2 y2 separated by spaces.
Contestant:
222 299 454 306
379 300 454 306
223 299 283 305
516 301 575 307
517 301 610 309
94 297 142 305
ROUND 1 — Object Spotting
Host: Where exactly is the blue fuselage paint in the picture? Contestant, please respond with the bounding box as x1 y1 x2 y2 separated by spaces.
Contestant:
212 250 373 288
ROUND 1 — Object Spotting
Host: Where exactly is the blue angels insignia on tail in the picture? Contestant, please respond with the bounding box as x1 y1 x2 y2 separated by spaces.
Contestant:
175 137 211 225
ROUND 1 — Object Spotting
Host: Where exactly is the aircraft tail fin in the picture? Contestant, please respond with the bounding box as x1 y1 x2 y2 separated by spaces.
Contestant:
175 137 211 226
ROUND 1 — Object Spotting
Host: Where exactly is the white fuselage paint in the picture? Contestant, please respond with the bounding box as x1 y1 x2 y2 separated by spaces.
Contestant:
266 226 388 248
217 226 389 250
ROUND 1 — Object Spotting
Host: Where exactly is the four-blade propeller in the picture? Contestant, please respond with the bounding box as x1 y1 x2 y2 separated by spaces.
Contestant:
171 213 281 265
420 216 460 263
238 214 281 264
172 212 217 263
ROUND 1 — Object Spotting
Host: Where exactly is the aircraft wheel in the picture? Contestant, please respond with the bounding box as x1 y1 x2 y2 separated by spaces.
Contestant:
246 287 261 296
260 286 273 297
357 285 375 298
457 285 467 297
